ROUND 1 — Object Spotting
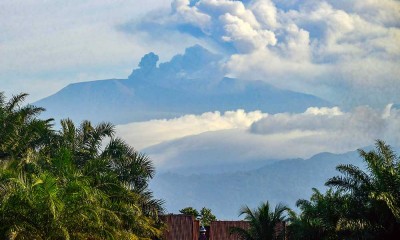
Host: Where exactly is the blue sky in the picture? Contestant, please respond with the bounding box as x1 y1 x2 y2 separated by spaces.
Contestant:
0 0 193 101
1 0 399 106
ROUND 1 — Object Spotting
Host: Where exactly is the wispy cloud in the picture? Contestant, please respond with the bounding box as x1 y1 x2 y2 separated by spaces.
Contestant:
122 105 400 170
0 0 196 101
116 109 265 149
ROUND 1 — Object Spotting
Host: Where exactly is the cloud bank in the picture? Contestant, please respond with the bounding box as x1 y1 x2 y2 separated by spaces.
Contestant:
140 0 400 107
116 109 265 149
118 105 400 171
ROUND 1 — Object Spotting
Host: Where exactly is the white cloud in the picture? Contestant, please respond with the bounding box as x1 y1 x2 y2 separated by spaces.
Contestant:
171 0 211 29
197 0 259 28
326 0 400 27
227 1 400 105
3 0 399 106
0 0 200 101
146 0 400 107
219 12 277 52
304 106 343 115
116 109 265 150
137 105 400 171
250 0 278 29
0 0 174 73
170 0 277 52
250 104 400 151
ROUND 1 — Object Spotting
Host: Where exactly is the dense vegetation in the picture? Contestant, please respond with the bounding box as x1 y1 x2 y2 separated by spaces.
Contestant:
231 141 400 240
1 92 399 239
0 93 164 239
179 207 217 226
229 202 289 240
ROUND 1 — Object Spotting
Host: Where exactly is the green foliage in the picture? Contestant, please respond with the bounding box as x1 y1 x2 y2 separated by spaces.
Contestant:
0 92 164 239
230 201 289 240
179 207 217 226
200 207 217 226
287 140 400 239
227 141 399 240
0 92 53 161
179 207 200 218
325 140 400 238
287 188 348 240
3 92 399 239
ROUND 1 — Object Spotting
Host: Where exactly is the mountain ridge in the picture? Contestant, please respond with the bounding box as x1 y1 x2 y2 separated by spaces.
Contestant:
34 45 331 125
150 149 364 220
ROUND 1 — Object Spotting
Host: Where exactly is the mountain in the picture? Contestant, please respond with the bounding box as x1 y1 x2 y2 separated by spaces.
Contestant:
149 150 365 220
34 45 331 124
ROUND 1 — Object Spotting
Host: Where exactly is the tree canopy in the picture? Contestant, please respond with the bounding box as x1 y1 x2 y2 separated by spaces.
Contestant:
2 92 399 239
179 207 217 226
287 140 400 239
230 201 289 240
0 92 164 239
231 141 400 240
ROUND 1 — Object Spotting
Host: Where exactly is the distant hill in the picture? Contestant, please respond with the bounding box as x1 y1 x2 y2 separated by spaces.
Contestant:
149 150 365 220
34 45 331 124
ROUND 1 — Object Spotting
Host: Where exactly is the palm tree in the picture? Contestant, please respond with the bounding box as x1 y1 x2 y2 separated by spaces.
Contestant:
0 92 53 161
102 137 155 191
57 119 114 167
230 201 289 240
57 120 164 219
326 140 400 238
0 92 165 239
1 133 164 240
288 188 348 240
